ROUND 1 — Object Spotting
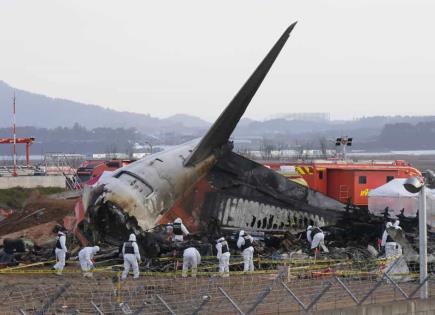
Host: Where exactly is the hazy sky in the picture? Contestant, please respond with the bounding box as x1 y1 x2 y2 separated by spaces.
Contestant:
1 0 434 121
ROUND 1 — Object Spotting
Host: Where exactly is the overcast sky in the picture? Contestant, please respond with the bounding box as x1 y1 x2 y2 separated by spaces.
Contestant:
1 0 434 121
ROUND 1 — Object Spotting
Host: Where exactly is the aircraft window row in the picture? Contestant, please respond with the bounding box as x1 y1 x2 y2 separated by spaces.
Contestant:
116 171 153 199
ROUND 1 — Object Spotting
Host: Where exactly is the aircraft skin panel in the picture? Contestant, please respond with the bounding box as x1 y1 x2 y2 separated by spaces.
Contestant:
87 142 216 231
156 176 213 229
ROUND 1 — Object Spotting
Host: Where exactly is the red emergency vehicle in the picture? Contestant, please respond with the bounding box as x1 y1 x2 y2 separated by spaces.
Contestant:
264 160 421 207
76 159 135 185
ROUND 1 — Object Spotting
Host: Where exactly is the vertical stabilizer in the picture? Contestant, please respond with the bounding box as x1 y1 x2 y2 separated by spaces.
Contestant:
185 22 297 166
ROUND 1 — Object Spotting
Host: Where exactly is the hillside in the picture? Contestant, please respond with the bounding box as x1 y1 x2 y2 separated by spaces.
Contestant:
1 80 435 153
0 81 207 135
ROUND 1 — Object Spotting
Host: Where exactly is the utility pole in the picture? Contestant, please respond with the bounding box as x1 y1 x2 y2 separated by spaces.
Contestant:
403 173 434 299
419 185 428 298
145 141 153 154
12 93 17 177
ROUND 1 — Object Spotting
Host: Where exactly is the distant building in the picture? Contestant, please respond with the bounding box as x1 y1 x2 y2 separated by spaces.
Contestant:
132 152 151 159
270 112 330 121
92 153 129 159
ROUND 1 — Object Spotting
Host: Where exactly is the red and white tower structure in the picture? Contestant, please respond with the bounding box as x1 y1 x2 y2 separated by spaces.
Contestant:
12 94 17 177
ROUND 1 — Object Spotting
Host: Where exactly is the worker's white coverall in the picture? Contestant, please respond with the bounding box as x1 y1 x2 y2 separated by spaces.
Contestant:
53 231 67 274
381 222 403 257
382 221 409 277
78 246 100 277
311 232 325 250
216 238 230 277
182 247 201 277
307 226 326 250
121 234 141 280
173 217 189 242
237 231 254 272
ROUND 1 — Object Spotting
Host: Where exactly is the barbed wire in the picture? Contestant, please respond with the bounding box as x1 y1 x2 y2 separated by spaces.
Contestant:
0 255 431 314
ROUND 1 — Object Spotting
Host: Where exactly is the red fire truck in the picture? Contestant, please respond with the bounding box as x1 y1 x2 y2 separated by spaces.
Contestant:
264 160 421 207
76 159 135 185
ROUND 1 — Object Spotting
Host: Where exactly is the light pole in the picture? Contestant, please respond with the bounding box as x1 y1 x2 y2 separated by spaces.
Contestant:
403 171 435 299
144 141 153 154
335 136 352 160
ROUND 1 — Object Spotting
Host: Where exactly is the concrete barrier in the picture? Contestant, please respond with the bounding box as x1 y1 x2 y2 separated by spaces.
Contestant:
0 175 66 189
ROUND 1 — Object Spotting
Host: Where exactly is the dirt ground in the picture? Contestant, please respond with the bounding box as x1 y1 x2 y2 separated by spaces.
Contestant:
0 191 76 237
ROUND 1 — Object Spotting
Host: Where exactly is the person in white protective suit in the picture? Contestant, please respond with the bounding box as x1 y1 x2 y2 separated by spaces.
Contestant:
306 225 313 243
381 221 403 257
182 247 201 277
381 220 409 278
172 217 189 242
381 221 401 258
237 230 254 272
53 230 67 275
121 233 141 280
306 226 328 253
78 246 100 278
216 237 230 277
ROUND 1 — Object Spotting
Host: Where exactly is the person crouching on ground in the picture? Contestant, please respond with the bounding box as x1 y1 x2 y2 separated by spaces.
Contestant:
306 226 327 255
237 230 254 272
182 247 201 277
78 246 100 278
216 237 230 277
121 233 141 280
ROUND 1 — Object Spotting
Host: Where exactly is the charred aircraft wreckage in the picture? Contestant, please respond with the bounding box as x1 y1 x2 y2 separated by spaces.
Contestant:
78 23 429 260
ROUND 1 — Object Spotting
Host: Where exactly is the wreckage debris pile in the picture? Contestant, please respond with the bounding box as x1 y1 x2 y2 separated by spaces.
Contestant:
0 191 76 237
0 190 77 265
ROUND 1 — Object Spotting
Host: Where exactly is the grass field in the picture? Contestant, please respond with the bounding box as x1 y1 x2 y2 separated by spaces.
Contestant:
0 187 65 209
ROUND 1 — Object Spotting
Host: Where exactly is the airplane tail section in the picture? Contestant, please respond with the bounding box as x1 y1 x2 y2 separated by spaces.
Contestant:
185 22 297 166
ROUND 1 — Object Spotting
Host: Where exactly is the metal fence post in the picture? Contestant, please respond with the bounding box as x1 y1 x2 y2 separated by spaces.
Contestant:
246 270 285 315
218 287 245 315
156 294 176 315
36 281 71 315
91 301 105 315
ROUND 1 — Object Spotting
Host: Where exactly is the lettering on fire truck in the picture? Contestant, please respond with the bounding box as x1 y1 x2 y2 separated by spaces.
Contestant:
295 166 313 176
360 188 370 197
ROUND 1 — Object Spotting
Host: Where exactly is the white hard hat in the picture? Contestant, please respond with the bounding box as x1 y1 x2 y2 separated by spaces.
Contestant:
129 233 137 242
239 230 245 237
93 246 100 253
174 217 182 223
307 225 313 230
217 237 225 243
386 222 393 228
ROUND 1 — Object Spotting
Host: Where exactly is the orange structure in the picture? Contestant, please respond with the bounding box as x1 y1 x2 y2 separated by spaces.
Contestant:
0 137 35 167
264 159 421 207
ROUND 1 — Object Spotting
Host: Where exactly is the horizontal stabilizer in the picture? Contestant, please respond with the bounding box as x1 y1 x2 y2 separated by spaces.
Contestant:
185 22 297 166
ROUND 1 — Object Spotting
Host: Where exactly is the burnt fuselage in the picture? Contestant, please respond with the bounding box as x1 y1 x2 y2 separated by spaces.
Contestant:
83 145 350 247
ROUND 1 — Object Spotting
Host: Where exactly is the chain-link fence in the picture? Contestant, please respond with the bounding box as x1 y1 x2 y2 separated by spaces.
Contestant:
0 254 432 314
